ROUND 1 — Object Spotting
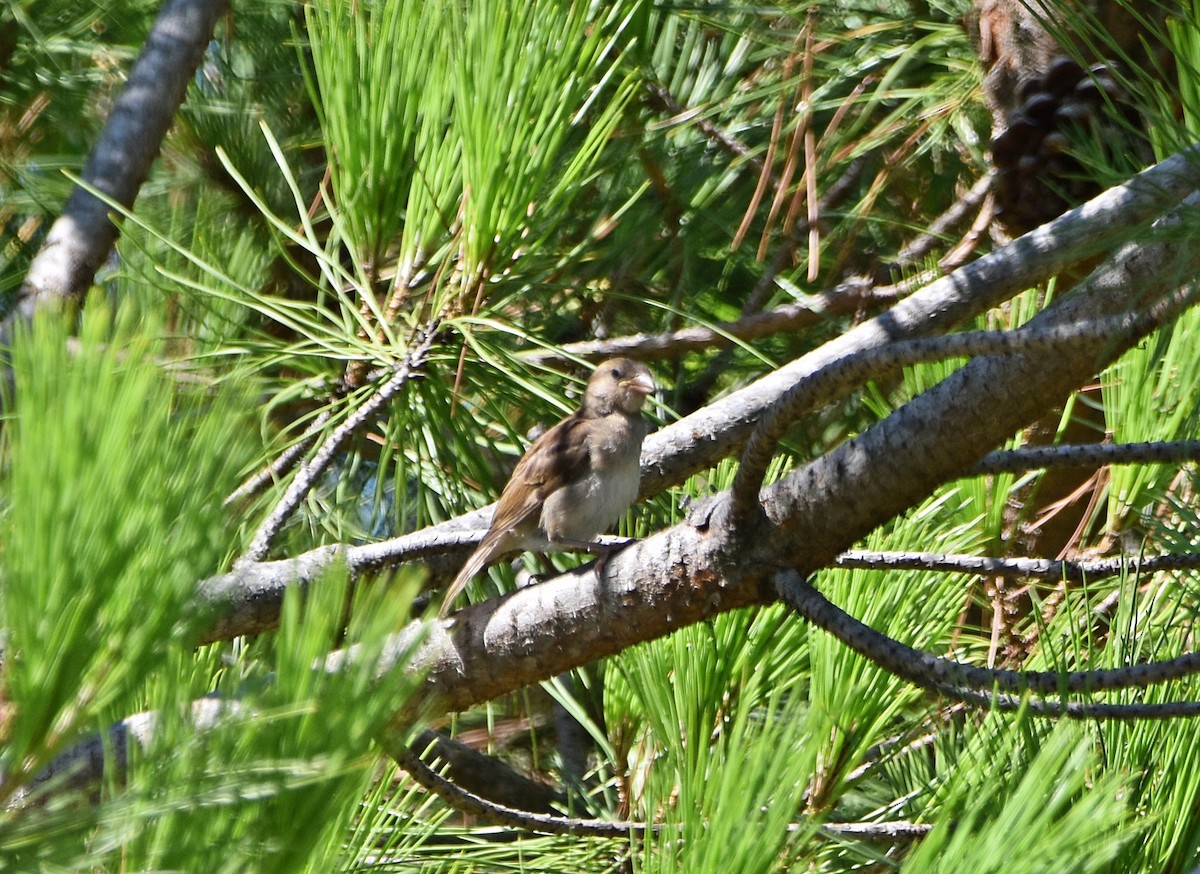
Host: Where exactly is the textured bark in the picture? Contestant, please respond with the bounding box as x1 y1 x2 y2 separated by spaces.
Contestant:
768 235 1192 569
332 202 1200 716
194 146 1200 648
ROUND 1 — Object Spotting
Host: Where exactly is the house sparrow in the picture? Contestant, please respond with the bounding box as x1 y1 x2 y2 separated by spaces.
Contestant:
440 358 655 616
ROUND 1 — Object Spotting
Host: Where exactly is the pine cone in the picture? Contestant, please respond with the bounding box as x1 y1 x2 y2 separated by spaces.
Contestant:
991 56 1148 234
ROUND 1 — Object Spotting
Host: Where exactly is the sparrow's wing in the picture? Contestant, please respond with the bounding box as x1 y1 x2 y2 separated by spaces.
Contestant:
489 412 593 537
438 413 593 617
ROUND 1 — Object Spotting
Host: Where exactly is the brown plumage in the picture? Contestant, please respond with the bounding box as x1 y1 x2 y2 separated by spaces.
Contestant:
440 358 655 616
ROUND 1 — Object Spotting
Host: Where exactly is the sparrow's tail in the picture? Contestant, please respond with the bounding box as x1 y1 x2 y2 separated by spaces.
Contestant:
438 537 497 617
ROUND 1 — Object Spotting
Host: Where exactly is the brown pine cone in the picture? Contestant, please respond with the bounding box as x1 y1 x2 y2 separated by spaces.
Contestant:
990 56 1151 234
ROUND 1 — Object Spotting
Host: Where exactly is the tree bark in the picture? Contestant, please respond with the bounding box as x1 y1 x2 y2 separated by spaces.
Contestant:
336 200 1200 718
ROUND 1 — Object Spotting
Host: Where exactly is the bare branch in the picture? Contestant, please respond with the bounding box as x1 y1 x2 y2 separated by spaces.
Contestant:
972 439 1200 475
224 410 332 508
195 545 346 644
7 0 229 325
773 569 1200 702
817 821 932 841
893 173 995 268
404 730 565 814
522 276 894 367
729 308 1185 523
240 324 438 563
5 698 238 810
194 154 1200 646
835 549 1200 581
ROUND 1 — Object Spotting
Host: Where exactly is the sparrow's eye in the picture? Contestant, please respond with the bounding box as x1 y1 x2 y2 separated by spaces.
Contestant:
611 367 623 378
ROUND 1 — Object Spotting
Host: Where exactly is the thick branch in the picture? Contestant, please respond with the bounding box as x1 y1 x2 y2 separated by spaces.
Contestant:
194 147 1200 644
326 189 1200 718
730 311 1172 521
638 144 1200 497
763 211 1200 570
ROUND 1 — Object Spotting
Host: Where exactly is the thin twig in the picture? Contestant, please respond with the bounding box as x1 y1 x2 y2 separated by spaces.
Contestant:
521 275 898 367
834 549 1200 581
893 173 994 269
927 682 1200 720
645 79 765 176
939 190 996 271
774 569 1200 703
971 439 1200 475
240 324 439 563
844 706 966 784
223 410 332 508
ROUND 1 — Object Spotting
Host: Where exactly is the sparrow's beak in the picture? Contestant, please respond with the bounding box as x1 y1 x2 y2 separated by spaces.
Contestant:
625 372 656 396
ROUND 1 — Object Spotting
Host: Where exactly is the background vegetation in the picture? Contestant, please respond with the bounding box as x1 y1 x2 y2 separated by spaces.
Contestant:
2 0 1200 870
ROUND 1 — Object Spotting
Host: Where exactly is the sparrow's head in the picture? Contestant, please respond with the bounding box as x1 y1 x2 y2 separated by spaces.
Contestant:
585 358 655 416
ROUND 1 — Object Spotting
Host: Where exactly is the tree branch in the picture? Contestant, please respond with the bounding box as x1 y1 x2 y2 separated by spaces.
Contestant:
7 0 229 325
224 410 332 508
192 146 1200 647
835 549 1200 581
972 439 1200 475
322 185 1200 719
893 173 994 269
384 736 639 838
403 729 566 815
773 570 1200 701
521 276 893 367
729 311 1178 523
638 143 1200 498
241 323 438 563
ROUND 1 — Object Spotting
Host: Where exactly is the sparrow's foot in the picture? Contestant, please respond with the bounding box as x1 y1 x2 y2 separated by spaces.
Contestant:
547 535 637 556
588 537 641 578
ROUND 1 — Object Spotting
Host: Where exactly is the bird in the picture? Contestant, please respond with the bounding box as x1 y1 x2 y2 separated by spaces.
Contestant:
440 358 655 616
